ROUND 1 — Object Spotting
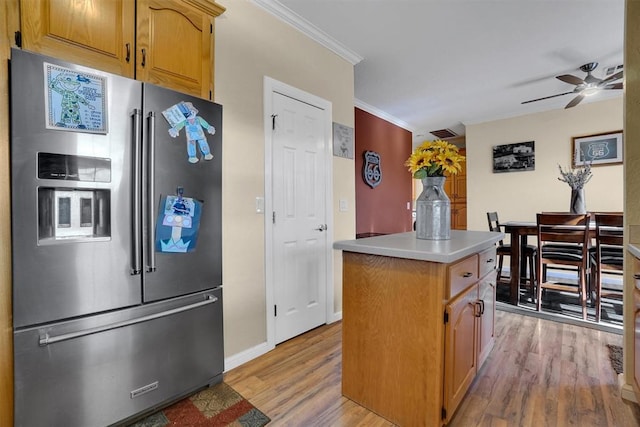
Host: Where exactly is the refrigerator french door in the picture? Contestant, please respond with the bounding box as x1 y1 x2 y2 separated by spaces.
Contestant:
10 48 223 427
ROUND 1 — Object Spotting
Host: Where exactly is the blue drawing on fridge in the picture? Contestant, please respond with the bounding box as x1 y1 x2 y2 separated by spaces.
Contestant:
155 188 202 253
162 101 216 164
44 62 108 134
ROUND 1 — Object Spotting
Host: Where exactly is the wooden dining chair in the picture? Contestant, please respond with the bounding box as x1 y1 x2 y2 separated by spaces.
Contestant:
486 212 537 295
536 213 591 320
590 213 624 323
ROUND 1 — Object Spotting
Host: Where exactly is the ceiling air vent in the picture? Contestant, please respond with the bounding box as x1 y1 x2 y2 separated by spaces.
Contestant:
429 128 458 139
604 64 623 76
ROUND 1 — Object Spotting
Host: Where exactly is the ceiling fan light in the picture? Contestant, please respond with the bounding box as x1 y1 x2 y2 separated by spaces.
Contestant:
583 86 599 96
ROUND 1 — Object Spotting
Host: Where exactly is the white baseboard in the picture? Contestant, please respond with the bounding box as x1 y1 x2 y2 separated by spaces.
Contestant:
224 341 272 372
619 374 639 403
502 266 622 285
223 312 342 372
328 310 342 323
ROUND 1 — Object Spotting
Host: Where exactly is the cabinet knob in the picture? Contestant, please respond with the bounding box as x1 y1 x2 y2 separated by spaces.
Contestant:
462 272 473 278
141 48 146 67
125 43 131 63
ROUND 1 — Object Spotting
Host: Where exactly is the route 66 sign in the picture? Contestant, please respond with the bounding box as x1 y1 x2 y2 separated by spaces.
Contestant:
362 150 382 188
586 141 609 159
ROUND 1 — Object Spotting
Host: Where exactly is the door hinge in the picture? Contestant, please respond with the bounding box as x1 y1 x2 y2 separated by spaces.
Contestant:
442 407 447 420
272 211 276 224
14 31 22 48
274 305 277 317
444 311 449 324
271 114 277 130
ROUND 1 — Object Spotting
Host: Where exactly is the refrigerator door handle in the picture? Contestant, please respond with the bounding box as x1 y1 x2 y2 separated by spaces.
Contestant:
146 111 157 273
38 294 218 346
131 109 143 275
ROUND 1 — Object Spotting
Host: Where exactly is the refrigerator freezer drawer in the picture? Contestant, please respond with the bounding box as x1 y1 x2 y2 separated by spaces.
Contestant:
13 288 224 427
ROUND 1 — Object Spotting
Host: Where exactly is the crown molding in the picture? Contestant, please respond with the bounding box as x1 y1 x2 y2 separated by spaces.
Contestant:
251 0 364 65
355 99 414 132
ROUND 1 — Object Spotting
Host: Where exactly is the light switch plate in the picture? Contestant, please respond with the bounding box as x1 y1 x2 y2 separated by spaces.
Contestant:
255 196 264 213
339 199 348 212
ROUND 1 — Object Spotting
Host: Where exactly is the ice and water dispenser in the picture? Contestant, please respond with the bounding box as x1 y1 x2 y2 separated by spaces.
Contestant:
37 153 111 242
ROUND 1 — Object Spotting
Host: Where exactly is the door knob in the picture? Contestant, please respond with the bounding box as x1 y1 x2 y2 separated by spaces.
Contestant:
315 224 327 231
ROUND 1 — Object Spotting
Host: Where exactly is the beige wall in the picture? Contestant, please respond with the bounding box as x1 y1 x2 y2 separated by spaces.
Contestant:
466 97 623 233
214 1 355 357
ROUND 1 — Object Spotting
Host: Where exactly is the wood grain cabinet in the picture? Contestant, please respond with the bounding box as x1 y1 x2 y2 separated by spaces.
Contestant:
443 249 496 424
633 256 640 398
19 0 224 99
342 245 497 426
444 149 467 230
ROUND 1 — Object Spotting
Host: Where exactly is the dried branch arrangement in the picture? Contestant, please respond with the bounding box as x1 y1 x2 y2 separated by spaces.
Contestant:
558 163 592 190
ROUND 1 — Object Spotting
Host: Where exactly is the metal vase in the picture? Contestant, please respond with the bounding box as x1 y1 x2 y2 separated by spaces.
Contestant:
570 188 586 214
415 176 451 240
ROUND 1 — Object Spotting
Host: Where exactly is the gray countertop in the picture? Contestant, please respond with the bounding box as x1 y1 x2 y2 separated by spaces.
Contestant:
333 230 504 264
629 244 640 259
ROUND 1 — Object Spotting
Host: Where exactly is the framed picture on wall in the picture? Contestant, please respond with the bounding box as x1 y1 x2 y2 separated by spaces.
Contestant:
572 131 623 167
333 122 354 159
492 141 535 173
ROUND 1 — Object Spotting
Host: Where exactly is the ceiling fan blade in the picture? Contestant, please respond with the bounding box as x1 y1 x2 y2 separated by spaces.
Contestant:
556 74 585 85
521 91 575 104
599 70 623 85
565 94 585 109
603 82 623 90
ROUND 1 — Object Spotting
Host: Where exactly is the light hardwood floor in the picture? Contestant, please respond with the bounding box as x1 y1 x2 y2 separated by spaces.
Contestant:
224 310 640 426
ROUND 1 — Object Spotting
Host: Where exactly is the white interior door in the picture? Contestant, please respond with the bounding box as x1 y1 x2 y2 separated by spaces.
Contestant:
272 91 328 344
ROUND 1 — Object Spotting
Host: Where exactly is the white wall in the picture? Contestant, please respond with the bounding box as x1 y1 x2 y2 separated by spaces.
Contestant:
466 97 623 233
214 1 355 357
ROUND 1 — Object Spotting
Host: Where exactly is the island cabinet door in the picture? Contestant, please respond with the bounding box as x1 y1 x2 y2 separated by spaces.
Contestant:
634 256 640 399
443 282 478 423
477 271 497 368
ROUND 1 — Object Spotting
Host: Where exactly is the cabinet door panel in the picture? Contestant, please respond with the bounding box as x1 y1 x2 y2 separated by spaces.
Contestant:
444 283 478 423
634 289 640 397
137 0 213 99
21 0 135 76
452 204 467 230
477 271 497 368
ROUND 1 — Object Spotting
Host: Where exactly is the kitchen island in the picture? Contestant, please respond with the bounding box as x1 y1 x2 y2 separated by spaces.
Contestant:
334 230 503 426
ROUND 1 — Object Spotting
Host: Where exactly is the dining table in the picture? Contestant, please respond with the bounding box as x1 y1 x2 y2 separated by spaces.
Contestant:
501 221 537 305
501 219 597 305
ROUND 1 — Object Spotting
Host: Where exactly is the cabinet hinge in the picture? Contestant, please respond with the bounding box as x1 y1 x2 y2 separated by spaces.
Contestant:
14 31 22 48
442 407 447 420
444 311 449 324
274 305 277 317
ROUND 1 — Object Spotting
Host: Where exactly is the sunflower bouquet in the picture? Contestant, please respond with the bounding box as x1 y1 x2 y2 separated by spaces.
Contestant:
405 140 465 178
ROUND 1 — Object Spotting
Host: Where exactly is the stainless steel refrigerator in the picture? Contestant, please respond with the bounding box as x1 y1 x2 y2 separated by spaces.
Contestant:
10 48 224 426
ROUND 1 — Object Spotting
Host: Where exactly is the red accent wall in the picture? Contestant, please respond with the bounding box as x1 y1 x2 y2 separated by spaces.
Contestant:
355 108 413 236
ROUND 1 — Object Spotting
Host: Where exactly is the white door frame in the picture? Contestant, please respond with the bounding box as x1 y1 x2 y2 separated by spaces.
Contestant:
263 76 334 349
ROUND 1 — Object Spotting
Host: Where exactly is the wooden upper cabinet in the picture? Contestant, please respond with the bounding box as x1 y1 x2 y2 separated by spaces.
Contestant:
19 0 225 99
136 0 224 99
20 0 135 77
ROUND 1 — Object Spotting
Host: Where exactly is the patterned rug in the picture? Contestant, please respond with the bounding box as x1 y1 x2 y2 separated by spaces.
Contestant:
129 382 270 427
607 344 623 375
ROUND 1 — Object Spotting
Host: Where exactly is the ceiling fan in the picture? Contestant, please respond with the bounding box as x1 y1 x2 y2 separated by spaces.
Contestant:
522 62 623 109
